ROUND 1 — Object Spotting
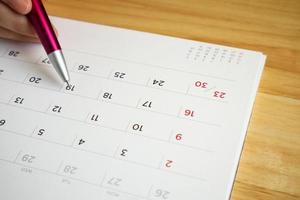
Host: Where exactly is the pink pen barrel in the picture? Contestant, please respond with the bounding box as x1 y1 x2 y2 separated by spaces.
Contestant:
27 0 60 54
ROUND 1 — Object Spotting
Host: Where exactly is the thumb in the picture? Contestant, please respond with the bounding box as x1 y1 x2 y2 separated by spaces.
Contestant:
2 0 32 15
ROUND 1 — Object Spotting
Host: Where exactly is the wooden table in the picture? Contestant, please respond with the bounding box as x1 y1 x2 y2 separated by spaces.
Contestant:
44 0 300 199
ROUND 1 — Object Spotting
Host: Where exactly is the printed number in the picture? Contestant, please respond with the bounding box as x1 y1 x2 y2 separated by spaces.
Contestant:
37 128 45 136
184 109 194 117
8 50 20 57
107 177 122 187
21 154 35 163
154 189 170 199
14 97 24 104
63 165 77 175
153 79 165 86
90 114 100 122
213 91 226 98
142 101 152 108
195 81 208 88
103 92 112 99
0 119 6 126
52 105 62 113
29 76 42 84
42 57 51 64
65 84 75 91
0 69 4 75
114 72 126 79
132 123 143 132
175 133 182 141
165 160 173 168
78 65 90 72
78 139 85 145
120 149 128 157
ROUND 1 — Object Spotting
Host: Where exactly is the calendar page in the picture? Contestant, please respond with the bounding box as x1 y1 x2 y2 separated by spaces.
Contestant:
0 17 265 200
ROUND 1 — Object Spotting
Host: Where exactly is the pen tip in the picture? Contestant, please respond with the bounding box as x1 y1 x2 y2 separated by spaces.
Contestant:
66 81 70 86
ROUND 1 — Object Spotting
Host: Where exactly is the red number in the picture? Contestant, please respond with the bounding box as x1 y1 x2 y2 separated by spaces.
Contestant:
194 81 208 88
213 91 226 98
184 109 194 117
165 160 173 168
175 134 182 141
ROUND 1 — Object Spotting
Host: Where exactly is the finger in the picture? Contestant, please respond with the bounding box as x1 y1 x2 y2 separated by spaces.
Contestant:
1 0 32 15
0 26 39 43
0 2 37 37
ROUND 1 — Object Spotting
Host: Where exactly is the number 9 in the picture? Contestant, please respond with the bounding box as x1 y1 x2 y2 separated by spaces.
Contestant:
0 119 5 126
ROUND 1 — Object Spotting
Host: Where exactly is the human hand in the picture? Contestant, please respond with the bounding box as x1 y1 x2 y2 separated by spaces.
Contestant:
0 0 39 42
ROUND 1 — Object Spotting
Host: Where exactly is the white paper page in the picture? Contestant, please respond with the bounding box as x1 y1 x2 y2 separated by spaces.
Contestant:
0 17 265 200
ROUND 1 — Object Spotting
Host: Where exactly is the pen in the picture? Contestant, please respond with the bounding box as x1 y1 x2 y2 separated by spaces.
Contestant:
27 0 70 85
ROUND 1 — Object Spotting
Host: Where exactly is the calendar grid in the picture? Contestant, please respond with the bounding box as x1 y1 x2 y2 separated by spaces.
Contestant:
0 128 208 183
0 17 266 200
64 48 237 82
0 76 222 128
0 54 230 104
0 158 147 200
0 100 215 153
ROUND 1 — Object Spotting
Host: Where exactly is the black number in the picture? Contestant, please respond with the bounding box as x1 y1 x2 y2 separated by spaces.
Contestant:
63 165 77 175
65 84 75 91
103 92 112 99
120 149 128 156
8 50 20 57
132 123 143 132
52 105 62 113
90 114 100 121
29 76 42 84
114 72 126 79
21 154 35 163
0 119 6 126
107 177 122 186
37 128 45 136
142 101 152 108
42 58 51 64
153 79 165 86
78 139 85 145
78 65 90 72
14 97 24 104
154 189 170 199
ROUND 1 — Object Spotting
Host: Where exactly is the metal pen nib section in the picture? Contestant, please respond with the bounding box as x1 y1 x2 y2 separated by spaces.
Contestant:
48 50 70 83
